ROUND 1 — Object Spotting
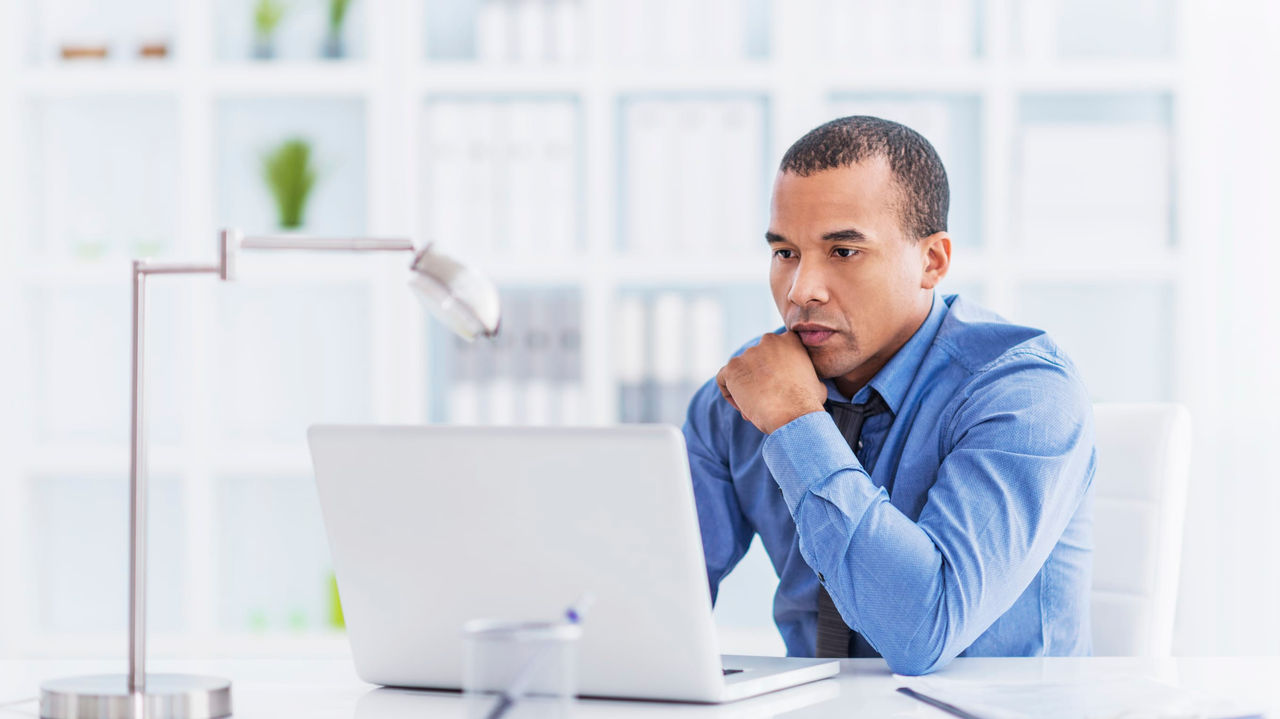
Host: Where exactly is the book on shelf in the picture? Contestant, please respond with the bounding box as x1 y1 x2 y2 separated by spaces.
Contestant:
614 290 728 425
611 0 749 64
445 288 584 425
622 97 766 256
475 0 583 64
822 0 975 64
425 98 579 258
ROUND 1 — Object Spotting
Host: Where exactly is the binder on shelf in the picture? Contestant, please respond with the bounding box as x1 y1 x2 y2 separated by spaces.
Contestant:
472 0 584 64
622 98 767 255
623 102 670 254
521 290 556 426
549 0 582 63
609 0 755 63
425 98 580 258
689 294 727 392
498 103 535 254
715 99 766 252
513 0 548 64
615 294 649 423
447 102 497 257
550 289 585 425
476 0 513 63
425 101 470 253
651 292 689 425
539 101 579 255
823 0 976 63
614 0 647 63
484 295 520 425
675 103 716 254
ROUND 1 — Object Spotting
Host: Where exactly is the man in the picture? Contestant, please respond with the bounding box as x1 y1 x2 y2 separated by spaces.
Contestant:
683 116 1095 675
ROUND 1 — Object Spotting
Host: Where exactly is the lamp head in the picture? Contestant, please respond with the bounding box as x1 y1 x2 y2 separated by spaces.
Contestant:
408 245 502 341
219 228 501 341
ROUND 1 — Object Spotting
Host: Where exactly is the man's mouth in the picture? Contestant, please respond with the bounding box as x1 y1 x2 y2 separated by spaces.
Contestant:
792 325 836 347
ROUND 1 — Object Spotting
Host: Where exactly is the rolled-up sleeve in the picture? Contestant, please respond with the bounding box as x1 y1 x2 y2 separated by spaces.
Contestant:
761 352 1095 675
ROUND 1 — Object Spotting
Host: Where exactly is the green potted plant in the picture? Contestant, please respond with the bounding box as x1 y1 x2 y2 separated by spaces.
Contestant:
323 0 354 59
261 138 318 230
252 0 287 59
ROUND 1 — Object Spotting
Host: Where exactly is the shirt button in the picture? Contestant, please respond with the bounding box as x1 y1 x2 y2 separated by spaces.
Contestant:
857 440 864 450
818 572 826 584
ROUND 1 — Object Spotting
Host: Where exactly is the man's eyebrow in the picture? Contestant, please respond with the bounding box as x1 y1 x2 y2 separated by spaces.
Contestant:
822 228 869 242
765 229 871 244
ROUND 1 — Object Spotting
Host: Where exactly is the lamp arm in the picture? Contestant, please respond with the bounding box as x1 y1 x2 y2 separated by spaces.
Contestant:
127 230 424 694
239 235 415 252
129 259 224 694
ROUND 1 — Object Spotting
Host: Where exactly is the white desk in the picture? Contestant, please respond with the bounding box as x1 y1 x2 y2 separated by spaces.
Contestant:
2 657 1275 718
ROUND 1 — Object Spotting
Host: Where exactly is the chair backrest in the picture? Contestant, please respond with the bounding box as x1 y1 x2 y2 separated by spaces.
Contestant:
1090 403 1191 656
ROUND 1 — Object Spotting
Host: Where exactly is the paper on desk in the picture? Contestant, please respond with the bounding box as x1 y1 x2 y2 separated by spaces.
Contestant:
896 674 1266 719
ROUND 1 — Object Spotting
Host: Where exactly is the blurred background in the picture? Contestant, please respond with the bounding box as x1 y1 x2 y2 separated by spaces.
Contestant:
0 0 1276 660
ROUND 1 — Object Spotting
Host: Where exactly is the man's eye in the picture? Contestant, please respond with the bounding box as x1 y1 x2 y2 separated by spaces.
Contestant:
834 247 860 258
773 249 794 259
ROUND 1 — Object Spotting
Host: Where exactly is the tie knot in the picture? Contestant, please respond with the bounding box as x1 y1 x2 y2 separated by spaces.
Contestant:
823 392 887 419
823 392 888 449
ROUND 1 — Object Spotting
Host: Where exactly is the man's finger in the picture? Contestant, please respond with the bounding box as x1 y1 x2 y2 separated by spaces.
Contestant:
715 366 741 412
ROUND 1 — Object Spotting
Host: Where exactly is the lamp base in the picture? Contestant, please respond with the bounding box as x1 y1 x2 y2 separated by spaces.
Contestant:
40 673 232 719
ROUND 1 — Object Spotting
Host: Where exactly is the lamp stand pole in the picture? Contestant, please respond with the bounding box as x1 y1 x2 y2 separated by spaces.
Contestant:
40 230 420 719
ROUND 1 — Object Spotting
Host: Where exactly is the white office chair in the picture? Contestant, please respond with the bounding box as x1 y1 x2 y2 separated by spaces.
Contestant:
1090 402 1192 656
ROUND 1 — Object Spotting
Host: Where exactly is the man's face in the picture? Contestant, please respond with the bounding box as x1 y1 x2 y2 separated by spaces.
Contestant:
767 159 942 394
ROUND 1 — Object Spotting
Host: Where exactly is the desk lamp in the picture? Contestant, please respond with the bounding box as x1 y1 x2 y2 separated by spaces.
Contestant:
39 228 502 719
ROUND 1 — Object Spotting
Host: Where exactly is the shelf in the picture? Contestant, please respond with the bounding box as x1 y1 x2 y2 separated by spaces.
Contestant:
11 61 1181 98
1 0 1196 658
211 63 376 96
17 65 180 94
215 0 369 65
1010 64 1180 92
1008 251 1182 282
414 63 780 94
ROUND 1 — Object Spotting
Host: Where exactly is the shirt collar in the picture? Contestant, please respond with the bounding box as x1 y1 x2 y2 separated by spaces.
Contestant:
824 291 947 415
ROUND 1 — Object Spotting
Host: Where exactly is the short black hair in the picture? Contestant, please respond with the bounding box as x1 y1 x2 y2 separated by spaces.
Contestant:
778 115 949 240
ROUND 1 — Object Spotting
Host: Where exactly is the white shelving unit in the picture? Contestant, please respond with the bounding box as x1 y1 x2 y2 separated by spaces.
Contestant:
0 0 1197 660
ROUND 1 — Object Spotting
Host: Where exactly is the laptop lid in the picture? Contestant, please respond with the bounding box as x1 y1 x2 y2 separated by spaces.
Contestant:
308 424 734 702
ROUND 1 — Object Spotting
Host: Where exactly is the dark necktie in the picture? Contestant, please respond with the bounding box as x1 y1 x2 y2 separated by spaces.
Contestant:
815 392 887 658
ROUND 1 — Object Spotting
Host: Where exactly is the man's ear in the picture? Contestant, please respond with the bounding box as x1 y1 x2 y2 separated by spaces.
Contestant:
919 232 951 290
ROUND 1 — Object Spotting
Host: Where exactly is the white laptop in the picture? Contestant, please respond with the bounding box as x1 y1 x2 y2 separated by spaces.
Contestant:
307 424 838 703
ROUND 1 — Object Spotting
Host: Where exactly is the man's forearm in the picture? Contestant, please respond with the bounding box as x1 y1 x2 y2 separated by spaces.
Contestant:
762 409 1091 674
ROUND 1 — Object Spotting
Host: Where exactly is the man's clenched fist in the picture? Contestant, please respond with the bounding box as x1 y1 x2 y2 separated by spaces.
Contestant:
715 331 827 434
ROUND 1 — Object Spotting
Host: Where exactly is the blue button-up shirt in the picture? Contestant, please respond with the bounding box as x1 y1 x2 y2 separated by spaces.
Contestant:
682 293 1096 675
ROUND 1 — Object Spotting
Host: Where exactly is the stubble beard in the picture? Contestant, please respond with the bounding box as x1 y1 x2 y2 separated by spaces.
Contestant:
805 335 862 380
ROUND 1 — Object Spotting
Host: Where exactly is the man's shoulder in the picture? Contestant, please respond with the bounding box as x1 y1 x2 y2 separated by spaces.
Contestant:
931 294 1093 441
933 294 1078 378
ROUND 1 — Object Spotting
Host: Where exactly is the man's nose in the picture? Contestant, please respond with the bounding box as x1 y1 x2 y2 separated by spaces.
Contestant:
787 258 829 306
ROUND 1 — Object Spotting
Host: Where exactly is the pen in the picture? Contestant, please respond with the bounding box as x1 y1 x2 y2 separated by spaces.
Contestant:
486 594 594 719
896 686 989 719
